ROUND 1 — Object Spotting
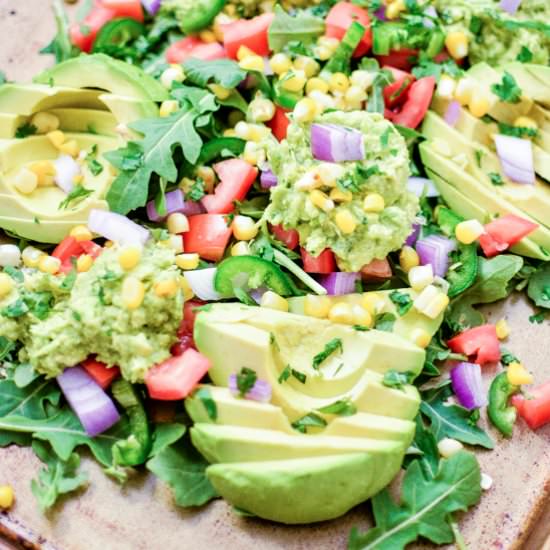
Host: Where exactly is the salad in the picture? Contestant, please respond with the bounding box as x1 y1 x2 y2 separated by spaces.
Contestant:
0 0 549 548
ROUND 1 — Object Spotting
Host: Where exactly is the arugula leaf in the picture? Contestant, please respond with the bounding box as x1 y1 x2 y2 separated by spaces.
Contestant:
182 58 247 89
0 378 60 419
389 290 413 316
236 367 257 397
527 262 550 309
348 452 481 550
40 0 78 63
148 423 187 458
194 387 218 421
491 72 522 104
405 415 440 479
59 186 94 210
316 398 357 416
15 123 37 139
105 142 143 171
382 370 416 389
312 338 343 370
291 412 327 433
0 337 16 362
268 5 325 52
374 312 397 332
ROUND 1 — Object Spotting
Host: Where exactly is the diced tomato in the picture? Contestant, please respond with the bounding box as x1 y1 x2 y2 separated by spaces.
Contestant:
145 348 211 400
81 357 120 389
222 13 274 59
99 0 143 21
70 4 116 53
376 48 418 71
361 258 392 281
183 214 233 262
267 106 290 142
165 37 226 64
383 66 415 109
201 159 258 214
325 2 373 58
479 214 538 257
171 334 195 356
512 381 550 430
79 240 103 259
478 233 509 258
390 76 436 129
271 224 299 250
180 300 206 337
52 236 84 263
447 324 501 365
301 248 336 274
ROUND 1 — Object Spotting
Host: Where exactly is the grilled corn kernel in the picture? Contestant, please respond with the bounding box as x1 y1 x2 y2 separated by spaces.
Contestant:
243 140 266 166
239 55 265 72
237 45 257 61
293 97 318 123
350 70 375 90
0 273 14 298
469 94 490 118
455 78 474 105
160 100 179 118
70 225 93 242
30 112 59 134
514 116 538 131
445 31 469 60
309 190 335 212
507 361 533 385
260 291 289 312
176 253 200 270
22 246 45 268
386 0 405 19
0 485 14 510
270 53 292 75
437 438 464 458
13 168 38 195
231 241 251 256
329 72 350 94
361 292 385 315
335 209 358 234
160 66 184 89
179 275 195 301
436 75 457 99
295 170 322 191
122 276 145 310
303 294 331 318
76 254 93 273
399 246 420 273
455 219 485 244
411 327 431 349
209 83 232 100
293 56 320 78
118 246 142 271
352 305 373 327
59 139 80 157
47 130 66 148
363 193 385 213
155 278 179 298
408 264 434 291
306 77 329 95
232 215 258 241
495 319 510 340
280 70 307 92
0 244 20 268
345 85 367 105
38 255 61 275
330 188 353 202
167 213 190 235
248 97 276 122
328 302 354 325
199 29 217 43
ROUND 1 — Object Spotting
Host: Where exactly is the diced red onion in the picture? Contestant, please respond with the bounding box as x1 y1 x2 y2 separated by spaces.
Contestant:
450 362 487 410
260 168 278 189
407 177 440 198
57 366 120 437
141 0 161 15
374 6 388 20
444 100 461 127
146 189 204 222
53 154 81 194
184 268 221 301
499 0 522 15
318 272 360 295
416 234 457 277
311 124 365 163
88 209 150 246
405 223 421 247
494 134 535 185
229 374 272 403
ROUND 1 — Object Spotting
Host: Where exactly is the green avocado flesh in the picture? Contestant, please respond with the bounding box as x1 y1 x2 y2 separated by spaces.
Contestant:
189 302 443 524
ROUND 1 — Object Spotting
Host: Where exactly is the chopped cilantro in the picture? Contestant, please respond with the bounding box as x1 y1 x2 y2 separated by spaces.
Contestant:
474 150 484 168
60 259 78 291
291 412 327 433
353 324 370 331
382 369 416 389
316 398 357 416
4 266 24 283
380 127 392 148
312 338 343 370
491 72 522 104
59 186 94 210
192 304 213 313
489 172 504 186
389 290 413 316
85 145 104 176
374 312 396 332
469 15 482 35
72 310 82 322
194 387 217 421
278 365 307 384
1 299 28 318
236 367 257 397
517 46 533 63
498 122 538 139
15 123 38 139
269 332 280 351
187 179 206 202
1 291 53 320
411 58 463 81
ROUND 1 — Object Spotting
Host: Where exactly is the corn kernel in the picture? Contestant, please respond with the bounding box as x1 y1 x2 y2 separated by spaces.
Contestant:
232 215 258 241
386 0 405 19
411 327 431 348
155 278 179 298
408 264 434 291
167 213 190 235
118 246 142 271
303 294 332 318
307 90 335 110
248 97 276 122
0 485 14 510
22 246 45 268
345 85 367 105
70 225 93 242
317 36 340 52
329 72 350 94
436 75 457 99
176 253 200 270
213 13 234 41
239 55 265 72
234 121 252 140
270 53 293 75
47 130 66 149
293 97 318 123
437 438 463 458
507 362 533 386
363 193 385 213
72 174 84 186
309 189 335 212
179 275 195 301
223 129 237 138
445 31 469 60
399 246 420 273
0 273 14 298
495 319 510 340
455 219 485 244
237 45 257 61
76 254 93 273
455 78 474 106
13 168 38 195
352 305 373 327
247 123 270 142
514 116 538 131
231 241 251 256
163 234 184 253
122 276 145 310
160 66 184 89
30 112 59 134
415 287 449 319
280 70 307 92
38 255 61 275
350 70 375 90
196 166 216 193
243 140 266 166
481 473 493 491
335 209 358 234
329 188 353 202
0 244 20 268
318 163 346 187
314 45 332 61
104 240 114 248
328 302 354 325
160 100 179 118
469 94 490 118
209 83 232 100
260 290 289 312
306 77 329 95
59 139 79 158
293 56 320 78
199 30 217 43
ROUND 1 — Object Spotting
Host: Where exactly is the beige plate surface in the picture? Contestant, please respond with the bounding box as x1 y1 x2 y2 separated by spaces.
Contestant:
1 2 550 549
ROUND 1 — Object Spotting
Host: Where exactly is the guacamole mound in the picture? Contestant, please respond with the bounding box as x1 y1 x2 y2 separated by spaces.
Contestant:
265 111 418 272
0 244 183 382
436 0 550 66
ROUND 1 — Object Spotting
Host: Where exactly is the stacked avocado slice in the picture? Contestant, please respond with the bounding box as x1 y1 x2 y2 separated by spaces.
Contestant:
0 54 166 243
187 296 443 524
420 62 550 260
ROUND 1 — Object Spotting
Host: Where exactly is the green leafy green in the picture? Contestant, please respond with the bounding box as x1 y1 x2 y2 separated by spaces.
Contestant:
405 415 440 479
527 263 550 309
389 290 413 316
4 266 24 283
268 5 325 52
194 387 218 421
236 367 257 397
411 58 463 81
0 337 16 362
148 423 187 458
40 0 78 63
312 338 343 370
316 399 357 416
291 412 327 433
491 72 522 104
382 370 416 389
182 58 247 89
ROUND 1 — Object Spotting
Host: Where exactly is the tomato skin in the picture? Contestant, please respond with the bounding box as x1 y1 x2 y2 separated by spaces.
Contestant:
301 248 336 274
145 348 211 400
201 159 258 214
376 48 418 71
447 324 501 365
52 236 84 263
512 382 550 430
70 4 115 52
222 13 275 59
79 240 103 259
390 76 436 129
267 106 291 142
361 258 392 281
180 300 206 337
479 214 538 257
183 214 233 262
325 2 373 58
99 0 143 21
271 224 299 250
81 358 120 389
383 66 415 109
165 37 226 64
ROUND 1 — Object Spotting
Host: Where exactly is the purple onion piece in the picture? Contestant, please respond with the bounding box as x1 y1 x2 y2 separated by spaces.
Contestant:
444 100 461 127
499 0 522 15
416 234 457 277
146 189 205 222
494 134 535 185
311 123 365 163
88 209 149 246
405 223 421 247
407 177 440 198
450 362 487 410
374 6 388 21
318 272 360 295
141 0 162 15
228 374 272 403
260 168 278 189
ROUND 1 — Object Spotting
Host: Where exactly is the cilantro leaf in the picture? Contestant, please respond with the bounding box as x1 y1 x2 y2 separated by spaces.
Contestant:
85 145 104 176
489 172 504 186
517 46 533 63
382 370 416 389
498 122 537 139
58 186 94 210
236 367 257 397
15 123 37 139
182 58 247 89
412 58 463 81
389 290 413 316
193 387 217 421
291 412 327 434
104 142 143 171
312 338 343 370
4 266 24 283
278 365 307 384
268 5 325 52
374 312 397 332
187 179 206 202
316 398 357 416
491 72 522 104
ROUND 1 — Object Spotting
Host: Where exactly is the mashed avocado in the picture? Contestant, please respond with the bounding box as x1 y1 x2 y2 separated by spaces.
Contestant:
265 111 418 272
436 0 550 66
0 245 183 382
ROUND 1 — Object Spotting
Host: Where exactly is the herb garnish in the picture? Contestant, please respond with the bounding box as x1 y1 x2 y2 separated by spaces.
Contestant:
59 186 94 210
497 122 537 139
291 412 327 433
374 312 397 332
278 365 307 384
382 369 416 389
489 172 504 186
187 179 206 202
316 398 357 416
490 72 522 104
236 367 257 397
312 338 343 370
15 123 37 139
85 144 104 176
194 387 217 421
517 46 533 63
389 290 413 316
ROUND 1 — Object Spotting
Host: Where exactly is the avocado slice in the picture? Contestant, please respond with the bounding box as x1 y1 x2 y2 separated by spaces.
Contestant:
34 54 168 103
206 452 403 524
45 108 118 137
0 114 27 139
505 63 550 108
98 93 159 125
526 64 550 95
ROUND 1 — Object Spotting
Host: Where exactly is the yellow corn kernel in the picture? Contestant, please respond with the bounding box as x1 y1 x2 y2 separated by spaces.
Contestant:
437 438 464 458
237 45 257 61
76 254 93 273
234 121 254 141
309 189 335 212
350 70 375 90
514 116 538 131
270 53 293 75
399 246 420 273
386 0 405 19
455 78 474 105
468 94 490 118
495 319 510 340
59 139 80 158
160 100 179 118
295 170 322 191
155 278 179 298
318 163 345 187
363 193 385 213
231 241 251 256
104 240 114 248
232 215 258 241
163 234 184 253
0 485 14 510
30 112 59 134
307 90 335 110
314 45 333 61
352 305 373 327
242 142 263 166
122 276 145 310
167 213 190 235
445 31 469 60
280 70 307 92
328 302 354 325
317 36 340 52
293 56 320 78
303 294 332 318
335 209 358 234
199 30 217 43
223 129 237 138
70 225 93 242
409 264 434 291
30 160 57 179
22 246 45 268
209 83 232 100
13 168 38 195
455 219 485 244
248 97 276 122
179 275 195 301
329 188 353 202
411 327 431 349
176 253 200 270
118 246 142 271
424 292 450 319
260 290 289 312
329 72 350 94
38 255 61 275
345 85 367 105
293 97 318 123
507 362 533 386
0 273 14 298
239 55 265 72
436 75 457 99
196 166 216 192
247 123 270 142
361 292 385 315
160 66 185 89
306 77 329 95
47 129 66 149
